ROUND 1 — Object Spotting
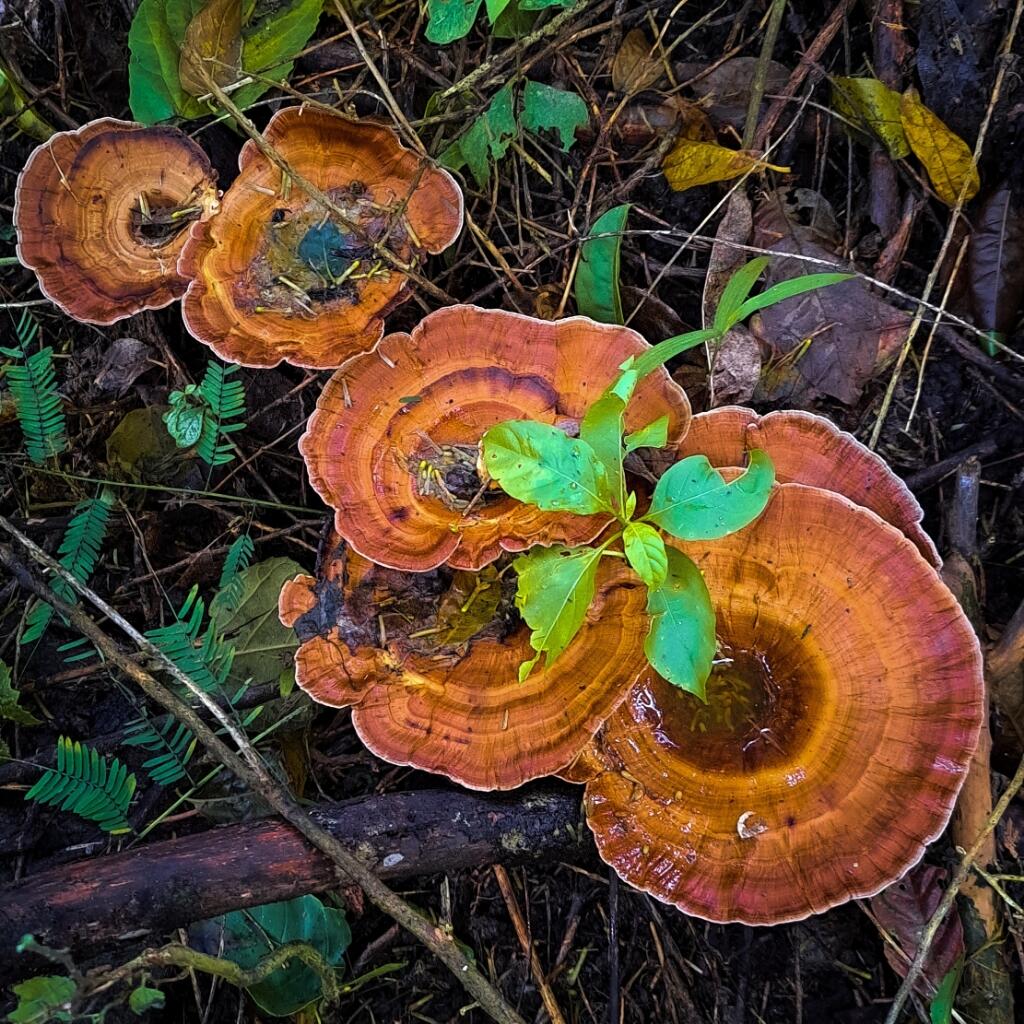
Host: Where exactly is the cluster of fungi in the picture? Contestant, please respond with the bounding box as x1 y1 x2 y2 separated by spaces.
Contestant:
16 105 984 926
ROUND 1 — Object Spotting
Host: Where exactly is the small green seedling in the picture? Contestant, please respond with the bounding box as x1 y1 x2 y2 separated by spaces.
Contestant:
481 258 850 700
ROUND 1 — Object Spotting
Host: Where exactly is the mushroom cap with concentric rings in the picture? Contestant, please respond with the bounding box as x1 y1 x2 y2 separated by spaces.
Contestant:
279 539 651 790
676 406 940 566
299 304 692 571
178 105 463 369
14 118 220 324
581 483 983 925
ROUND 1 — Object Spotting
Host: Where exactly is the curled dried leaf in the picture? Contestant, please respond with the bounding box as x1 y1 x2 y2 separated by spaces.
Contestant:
612 28 664 94
663 139 787 191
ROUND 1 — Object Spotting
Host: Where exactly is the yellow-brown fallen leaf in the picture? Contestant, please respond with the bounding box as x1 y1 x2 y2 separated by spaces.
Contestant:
612 28 664 95
179 0 243 97
831 76 909 159
900 88 980 206
663 139 788 191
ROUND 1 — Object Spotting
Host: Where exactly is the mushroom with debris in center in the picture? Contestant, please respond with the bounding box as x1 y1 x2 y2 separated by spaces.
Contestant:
299 304 693 572
14 118 220 324
178 105 464 369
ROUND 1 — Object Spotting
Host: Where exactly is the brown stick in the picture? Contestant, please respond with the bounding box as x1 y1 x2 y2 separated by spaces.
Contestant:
0 789 584 980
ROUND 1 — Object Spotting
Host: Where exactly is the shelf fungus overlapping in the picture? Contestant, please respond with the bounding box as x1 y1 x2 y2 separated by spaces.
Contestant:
178 106 464 368
574 483 983 925
278 538 651 790
299 305 692 572
676 406 941 566
14 118 220 324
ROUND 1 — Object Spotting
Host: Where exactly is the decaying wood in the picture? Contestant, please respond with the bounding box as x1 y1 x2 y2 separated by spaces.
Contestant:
0 788 584 982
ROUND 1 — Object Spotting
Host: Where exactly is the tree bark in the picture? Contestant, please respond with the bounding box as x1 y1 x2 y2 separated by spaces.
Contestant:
0 787 585 980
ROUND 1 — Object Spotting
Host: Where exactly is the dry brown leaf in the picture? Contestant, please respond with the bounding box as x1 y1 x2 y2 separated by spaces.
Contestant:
179 0 243 98
663 139 787 191
683 56 790 132
612 29 664 95
900 88 980 206
710 325 761 405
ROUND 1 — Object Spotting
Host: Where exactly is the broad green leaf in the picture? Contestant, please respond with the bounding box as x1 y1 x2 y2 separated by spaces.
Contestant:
513 545 602 680
522 80 588 151
646 450 775 540
580 392 629 513
734 272 855 322
163 388 206 449
519 0 574 6
7 975 76 1024
485 0 514 21
663 139 788 191
209 557 305 687
190 895 351 1017
624 415 669 453
240 0 324 103
900 88 980 206
426 0 484 43
929 963 962 1024
831 76 909 159
481 420 611 514
576 204 630 324
439 83 516 187
644 548 715 699
623 522 667 587
713 256 769 333
129 987 166 1015
0 661 41 727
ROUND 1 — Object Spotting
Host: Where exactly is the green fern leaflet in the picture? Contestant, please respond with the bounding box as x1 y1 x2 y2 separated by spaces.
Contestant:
123 718 198 786
21 490 115 645
1 311 68 464
146 586 235 693
164 361 246 467
26 737 136 834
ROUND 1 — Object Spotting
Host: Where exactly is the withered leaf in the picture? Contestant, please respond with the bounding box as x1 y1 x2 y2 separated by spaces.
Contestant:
831 76 909 159
900 88 980 206
968 184 1024 338
435 567 503 646
683 56 790 132
179 0 243 98
612 28 664 95
870 864 965 997
663 139 787 191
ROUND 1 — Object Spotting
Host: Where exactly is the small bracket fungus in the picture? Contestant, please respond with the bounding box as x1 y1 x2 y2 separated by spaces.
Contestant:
579 484 983 925
299 305 692 571
676 406 941 566
14 118 220 324
178 106 464 368
279 539 652 790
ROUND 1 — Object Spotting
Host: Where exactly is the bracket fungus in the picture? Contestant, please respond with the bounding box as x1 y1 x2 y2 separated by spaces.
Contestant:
676 406 941 566
279 538 651 790
14 118 220 324
178 106 464 368
577 483 983 925
300 305 692 571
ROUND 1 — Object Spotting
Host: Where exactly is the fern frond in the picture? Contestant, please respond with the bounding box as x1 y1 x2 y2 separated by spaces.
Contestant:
146 586 235 693
195 362 246 466
25 737 136 834
2 312 68 464
213 533 255 624
21 490 115 645
123 718 197 786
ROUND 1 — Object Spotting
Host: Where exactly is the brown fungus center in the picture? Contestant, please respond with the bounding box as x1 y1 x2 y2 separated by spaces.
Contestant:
130 193 202 247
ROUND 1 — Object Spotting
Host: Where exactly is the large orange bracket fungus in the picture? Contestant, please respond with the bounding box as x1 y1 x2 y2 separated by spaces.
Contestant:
300 305 692 571
178 106 464 369
14 118 220 324
676 406 941 566
577 483 983 925
278 538 651 790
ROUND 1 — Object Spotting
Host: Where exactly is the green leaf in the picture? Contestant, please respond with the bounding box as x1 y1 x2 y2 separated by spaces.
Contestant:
426 0 484 43
7 975 76 1024
646 450 775 540
929 962 962 1024
521 80 588 151
129 987 166 1015
712 256 769 334
0 662 41 727
733 272 854 322
576 204 630 324
484 0 514 21
190 895 351 1018
209 557 305 688
644 548 716 699
624 415 669 453
579 390 630 514
832 76 910 159
163 390 205 449
623 522 667 587
631 327 719 380
439 83 516 187
481 420 611 514
240 0 324 103
513 545 602 680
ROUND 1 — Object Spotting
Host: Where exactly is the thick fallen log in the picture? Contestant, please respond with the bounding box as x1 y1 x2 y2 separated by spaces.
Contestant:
0 788 584 978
